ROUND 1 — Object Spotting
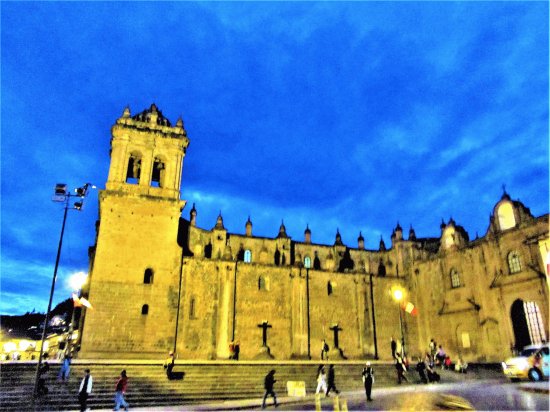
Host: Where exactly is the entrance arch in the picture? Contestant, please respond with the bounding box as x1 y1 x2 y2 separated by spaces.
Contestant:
511 299 546 351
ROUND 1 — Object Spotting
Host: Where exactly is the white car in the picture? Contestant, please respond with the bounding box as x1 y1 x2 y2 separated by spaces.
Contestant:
502 343 549 381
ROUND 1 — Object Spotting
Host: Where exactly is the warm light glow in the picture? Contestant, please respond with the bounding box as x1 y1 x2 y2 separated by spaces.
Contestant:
392 288 403 302
3 342 16 352
68 271 88 291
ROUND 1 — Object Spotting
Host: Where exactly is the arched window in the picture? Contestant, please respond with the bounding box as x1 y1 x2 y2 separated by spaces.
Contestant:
327 281 333 296
314 255 321 270
450 268 461 288
204 242 212 259
151 157 165 187
281 253 286 266
508 251 522 274
258 276 269 291
274 249 281 266
189 297 196 319
126 153 142 184
497 202 516 231
143 268 154 284
244 250 252 263
377 261 386 277
304 256 311 269
141 304 149 315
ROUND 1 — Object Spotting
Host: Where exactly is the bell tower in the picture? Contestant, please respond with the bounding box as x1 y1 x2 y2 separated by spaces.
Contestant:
81 104 190 358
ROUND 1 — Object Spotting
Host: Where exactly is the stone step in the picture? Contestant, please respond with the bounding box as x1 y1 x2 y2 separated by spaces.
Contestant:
1 361 487 411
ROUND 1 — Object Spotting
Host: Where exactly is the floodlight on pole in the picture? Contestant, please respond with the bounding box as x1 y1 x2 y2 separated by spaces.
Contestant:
391 286 406 358
33 183 95 398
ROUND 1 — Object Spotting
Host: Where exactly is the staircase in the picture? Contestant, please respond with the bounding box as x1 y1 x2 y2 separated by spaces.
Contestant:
0 360 502 411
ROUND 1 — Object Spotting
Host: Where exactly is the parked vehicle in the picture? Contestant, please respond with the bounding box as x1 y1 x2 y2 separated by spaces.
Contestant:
502 343 549 381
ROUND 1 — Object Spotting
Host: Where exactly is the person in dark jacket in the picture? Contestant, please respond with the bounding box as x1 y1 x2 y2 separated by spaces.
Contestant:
326 364 340 396
262 370 278 409
415 357 428 383
391 337 397 359
395 355 408 384
362 362 374 401
78 369 92 412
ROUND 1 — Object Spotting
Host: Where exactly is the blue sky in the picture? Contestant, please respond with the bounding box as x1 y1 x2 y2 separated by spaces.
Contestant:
1 1 548 315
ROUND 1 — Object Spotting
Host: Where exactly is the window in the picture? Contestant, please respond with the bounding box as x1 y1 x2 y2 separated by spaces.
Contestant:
141 304 149 315
450 268 461 288
244 250 252 263
258 276 269 291
189 297 196 319
314 255 321 270
497 202 516 230
304 256 311 269
508 251 522 274
274 249 281 266
126 153 142 184
143 268 154 284
151 157 165 187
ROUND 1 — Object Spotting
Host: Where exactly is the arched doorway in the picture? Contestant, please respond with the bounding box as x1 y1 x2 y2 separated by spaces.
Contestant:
511 299 546 351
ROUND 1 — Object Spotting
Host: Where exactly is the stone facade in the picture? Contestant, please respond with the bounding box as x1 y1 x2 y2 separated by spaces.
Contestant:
79 105 549 362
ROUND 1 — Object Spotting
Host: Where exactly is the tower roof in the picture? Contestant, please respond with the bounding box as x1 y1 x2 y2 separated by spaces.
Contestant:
132 103 172 127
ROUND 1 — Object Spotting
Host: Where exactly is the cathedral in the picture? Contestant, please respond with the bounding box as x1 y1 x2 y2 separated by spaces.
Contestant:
79 104 549 362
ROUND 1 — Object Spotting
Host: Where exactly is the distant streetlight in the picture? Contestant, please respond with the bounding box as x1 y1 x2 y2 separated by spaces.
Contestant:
65 271 88 356
392 286 406 358
33 183 95 398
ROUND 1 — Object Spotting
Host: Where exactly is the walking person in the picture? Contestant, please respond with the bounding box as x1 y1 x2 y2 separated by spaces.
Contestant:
391 337 397 359
78 369 92 412
315 365 327 395
234 340 240 361
113 369 129 411
321 339 329 360
436 345 446 369
261 369 278 409
395 355 408 384
325 364 340 396
58 354 71 381
362 362 374 401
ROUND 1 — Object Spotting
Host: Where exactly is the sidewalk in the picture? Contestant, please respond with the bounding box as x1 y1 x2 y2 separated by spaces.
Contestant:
90 379 550 411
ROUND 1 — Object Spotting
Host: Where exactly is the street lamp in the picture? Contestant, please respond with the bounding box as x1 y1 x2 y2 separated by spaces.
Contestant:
33 183 94 397
392 287 406 358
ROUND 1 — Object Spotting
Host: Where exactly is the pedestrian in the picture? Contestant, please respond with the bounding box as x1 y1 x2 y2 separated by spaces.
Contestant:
326 364 340 396
315 365 327 395
78 369 92 412
234 340 240 361
262 369 278 409
321 339 329 360
395 355 408 384
362 362 374 401
415 357 428 384
436 345 446 369
37 362 50 396
58 354 71 381
429 338 436 362
113 369 129 411
163 351 175 379
391 337 397 359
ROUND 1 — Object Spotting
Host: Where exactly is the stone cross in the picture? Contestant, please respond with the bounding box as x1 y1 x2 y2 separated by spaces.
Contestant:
257 321 272 347
329 324 342 349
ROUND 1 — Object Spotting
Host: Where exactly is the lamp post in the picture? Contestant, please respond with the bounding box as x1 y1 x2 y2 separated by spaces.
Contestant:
33 183 94 397
392 287 406 358
305 265 311 360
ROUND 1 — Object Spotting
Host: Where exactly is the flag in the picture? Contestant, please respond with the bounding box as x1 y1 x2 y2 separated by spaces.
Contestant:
72 293 93 309
403 301 418 316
